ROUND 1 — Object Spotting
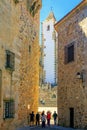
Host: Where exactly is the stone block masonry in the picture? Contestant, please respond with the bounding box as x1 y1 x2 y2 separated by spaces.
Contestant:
0 0 41 130
55 0 87 128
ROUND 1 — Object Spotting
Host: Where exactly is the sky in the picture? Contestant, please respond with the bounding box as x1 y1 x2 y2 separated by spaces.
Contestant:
40 0 82 22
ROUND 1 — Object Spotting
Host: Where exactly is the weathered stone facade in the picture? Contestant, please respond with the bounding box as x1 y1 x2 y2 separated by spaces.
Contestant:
55 0 87 128
38 86 57 114
39 86 57 107
0 0 41 130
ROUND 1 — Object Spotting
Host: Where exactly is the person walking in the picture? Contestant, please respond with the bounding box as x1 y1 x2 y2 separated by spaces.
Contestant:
36 112 40 126
47 111 51 126
30 111 35 126
41 111 46 128
52 111 58 125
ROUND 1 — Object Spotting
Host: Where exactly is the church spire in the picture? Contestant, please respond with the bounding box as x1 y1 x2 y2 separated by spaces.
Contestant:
46 11 56 20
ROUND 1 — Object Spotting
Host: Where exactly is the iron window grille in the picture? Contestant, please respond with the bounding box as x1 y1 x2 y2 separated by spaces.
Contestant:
3 100 15 119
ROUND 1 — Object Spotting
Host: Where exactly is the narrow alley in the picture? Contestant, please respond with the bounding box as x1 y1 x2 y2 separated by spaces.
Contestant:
16 125 75 130
0 1 87 130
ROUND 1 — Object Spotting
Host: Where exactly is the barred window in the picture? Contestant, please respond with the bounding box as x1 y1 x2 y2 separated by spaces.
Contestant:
3 100 15 119
65 42 74 64
5 50 15 71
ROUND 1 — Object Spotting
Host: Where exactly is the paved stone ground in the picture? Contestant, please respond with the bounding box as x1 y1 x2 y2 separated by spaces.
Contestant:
16 125 85 130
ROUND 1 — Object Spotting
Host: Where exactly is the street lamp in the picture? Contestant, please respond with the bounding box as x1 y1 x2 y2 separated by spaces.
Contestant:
76 70 85 87
76 72 83 80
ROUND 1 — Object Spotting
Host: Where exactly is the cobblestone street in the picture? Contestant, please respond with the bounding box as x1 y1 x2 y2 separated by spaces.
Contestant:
16 125 75 130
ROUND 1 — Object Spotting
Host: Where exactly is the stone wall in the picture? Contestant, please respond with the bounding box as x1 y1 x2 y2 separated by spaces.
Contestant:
38 86 57 121
0 0 41 129
39 86 57 107
55 1 87 128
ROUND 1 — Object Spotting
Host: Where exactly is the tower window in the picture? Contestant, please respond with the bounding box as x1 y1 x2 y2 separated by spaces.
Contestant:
47 25 50 31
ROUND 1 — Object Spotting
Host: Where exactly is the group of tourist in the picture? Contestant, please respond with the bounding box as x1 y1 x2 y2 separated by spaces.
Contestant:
29 111 58 128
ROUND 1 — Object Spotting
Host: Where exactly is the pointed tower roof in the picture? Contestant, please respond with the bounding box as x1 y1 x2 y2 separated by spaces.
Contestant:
46 11 56 21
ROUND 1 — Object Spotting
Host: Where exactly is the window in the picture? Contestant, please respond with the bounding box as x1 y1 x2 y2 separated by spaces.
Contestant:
0 70 2 107
65 42 74 64
47 25 50 31
29 45 31 53
5 50 15 71
3 100 15 119
69 108 74 127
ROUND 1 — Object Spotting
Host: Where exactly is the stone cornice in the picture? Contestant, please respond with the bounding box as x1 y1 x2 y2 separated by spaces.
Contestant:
54 0 87 31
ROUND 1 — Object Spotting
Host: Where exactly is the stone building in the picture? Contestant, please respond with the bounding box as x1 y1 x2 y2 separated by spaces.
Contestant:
0 0 41 130
55 0 87 128
38 86 57 118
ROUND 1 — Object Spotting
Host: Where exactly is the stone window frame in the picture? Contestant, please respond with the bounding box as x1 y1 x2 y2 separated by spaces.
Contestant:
5 50 15 71
0 70 2 107
64 42 75 64
3 100 15 119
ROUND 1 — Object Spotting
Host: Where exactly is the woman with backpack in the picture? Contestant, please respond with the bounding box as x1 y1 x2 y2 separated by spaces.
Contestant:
41 111 46 128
